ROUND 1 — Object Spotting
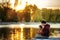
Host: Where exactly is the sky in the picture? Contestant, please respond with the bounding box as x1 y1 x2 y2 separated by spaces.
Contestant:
0 0 60 9
27 0 60 9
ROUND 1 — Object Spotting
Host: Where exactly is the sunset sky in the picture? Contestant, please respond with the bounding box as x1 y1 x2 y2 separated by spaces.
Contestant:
0 0 60 9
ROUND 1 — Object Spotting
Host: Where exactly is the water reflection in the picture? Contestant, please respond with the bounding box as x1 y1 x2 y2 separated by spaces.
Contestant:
0 27 60 40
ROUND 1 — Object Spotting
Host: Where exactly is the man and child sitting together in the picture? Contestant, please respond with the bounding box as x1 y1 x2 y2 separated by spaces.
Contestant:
35 20 50 39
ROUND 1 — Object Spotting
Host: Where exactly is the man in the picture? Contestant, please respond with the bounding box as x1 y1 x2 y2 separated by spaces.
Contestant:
40 20 50 38
35 20 50 39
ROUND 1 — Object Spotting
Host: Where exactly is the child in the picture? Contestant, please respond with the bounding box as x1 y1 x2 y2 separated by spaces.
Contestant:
38 25 43 34
35 25 43 38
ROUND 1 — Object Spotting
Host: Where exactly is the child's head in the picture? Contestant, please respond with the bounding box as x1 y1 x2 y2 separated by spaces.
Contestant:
39 25 42 29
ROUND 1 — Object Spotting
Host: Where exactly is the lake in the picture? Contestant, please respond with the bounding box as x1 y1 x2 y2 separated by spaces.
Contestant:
0 22 60 40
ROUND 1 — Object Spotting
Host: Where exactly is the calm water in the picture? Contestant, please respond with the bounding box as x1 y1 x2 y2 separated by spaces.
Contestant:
0 23 60 40
0 27 60 40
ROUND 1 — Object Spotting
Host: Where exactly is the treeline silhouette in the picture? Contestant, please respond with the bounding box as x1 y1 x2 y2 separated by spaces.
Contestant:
0 4 60 22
